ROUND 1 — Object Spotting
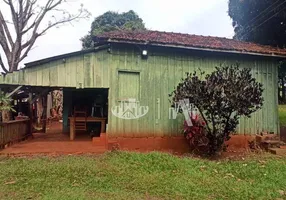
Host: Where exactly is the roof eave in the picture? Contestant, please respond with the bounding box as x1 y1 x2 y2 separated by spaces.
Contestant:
24 44 109 68
106 39 286 59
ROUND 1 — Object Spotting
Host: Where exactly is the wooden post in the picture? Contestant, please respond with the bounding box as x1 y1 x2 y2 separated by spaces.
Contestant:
41 94 48 133
69 117 75 140
63 89 72 133
28 93 33 135
282 78 285 103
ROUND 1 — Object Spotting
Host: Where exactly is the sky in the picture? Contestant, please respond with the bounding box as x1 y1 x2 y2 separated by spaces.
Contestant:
0 0 234 69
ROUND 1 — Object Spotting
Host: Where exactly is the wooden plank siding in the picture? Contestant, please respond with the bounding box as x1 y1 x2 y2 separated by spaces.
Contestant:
0 119 30 149
0 44 280 137
0 51 110 88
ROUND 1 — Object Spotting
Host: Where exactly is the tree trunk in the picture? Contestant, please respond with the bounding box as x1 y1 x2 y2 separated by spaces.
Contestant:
282 78 285 103
279 85 282 103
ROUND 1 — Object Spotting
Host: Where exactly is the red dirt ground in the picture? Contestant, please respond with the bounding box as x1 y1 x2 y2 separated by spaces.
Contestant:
0 122 106 156
0 122 252 158
108 136 250 159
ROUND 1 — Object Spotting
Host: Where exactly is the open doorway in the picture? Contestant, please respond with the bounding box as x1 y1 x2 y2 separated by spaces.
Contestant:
63 88 109 141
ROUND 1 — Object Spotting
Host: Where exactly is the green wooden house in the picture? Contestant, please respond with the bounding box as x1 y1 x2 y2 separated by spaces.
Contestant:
0 30 285 139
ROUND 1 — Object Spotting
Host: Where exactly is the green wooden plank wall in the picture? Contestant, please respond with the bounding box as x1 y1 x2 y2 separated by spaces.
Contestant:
107 46 279 137
0 51 110 88
0 45 279 137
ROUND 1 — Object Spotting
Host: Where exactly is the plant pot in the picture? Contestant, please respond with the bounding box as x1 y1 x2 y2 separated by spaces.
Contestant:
1 110 10 122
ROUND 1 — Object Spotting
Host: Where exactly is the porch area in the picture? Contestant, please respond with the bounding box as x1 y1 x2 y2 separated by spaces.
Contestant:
0 122 107 155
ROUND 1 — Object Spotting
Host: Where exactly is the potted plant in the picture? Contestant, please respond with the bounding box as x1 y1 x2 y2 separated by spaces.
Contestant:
0 91 15 122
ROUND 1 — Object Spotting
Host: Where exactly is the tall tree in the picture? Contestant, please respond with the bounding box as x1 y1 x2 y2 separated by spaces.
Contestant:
228 0 286 47
0 0 90 73
228 0 286 102
81 10 146 49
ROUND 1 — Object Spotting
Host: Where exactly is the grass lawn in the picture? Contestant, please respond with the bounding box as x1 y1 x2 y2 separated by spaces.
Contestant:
0 152 286 200
279 105 286 126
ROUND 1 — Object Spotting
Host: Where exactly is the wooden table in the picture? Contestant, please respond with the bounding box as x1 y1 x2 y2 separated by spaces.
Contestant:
69 117 106 140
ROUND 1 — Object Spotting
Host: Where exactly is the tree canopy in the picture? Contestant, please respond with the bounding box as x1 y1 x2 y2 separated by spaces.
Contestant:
229 1 286 102
228 0 286 47
81 10 146 49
